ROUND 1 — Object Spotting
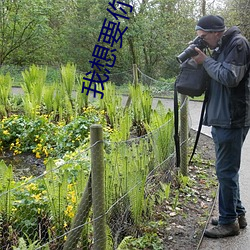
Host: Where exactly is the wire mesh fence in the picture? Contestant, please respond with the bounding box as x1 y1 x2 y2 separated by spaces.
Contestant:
0 118 187 249
0 64 191 249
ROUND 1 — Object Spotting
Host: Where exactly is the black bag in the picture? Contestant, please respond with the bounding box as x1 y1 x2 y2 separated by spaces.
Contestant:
174 58 209 168
175 58 209 97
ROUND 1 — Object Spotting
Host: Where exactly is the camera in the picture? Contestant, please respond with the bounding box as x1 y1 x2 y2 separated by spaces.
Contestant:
176 36 208 64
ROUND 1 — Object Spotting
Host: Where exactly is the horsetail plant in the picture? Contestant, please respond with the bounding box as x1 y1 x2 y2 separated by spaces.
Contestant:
43 84 56 114
43 159 69 236
60 63 76 103
129 84 153 134
145 100 175 164
0 73 12 117
0 161 14 223
21 65 47 118
99 82 122 128
75 75 89 116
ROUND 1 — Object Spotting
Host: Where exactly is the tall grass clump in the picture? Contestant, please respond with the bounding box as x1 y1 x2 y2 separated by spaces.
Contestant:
129 84 153 135
75 74 89 115
145 100 175 164
21 65 47 118
61 63 76 103
99 82 123 128
0 73 12 117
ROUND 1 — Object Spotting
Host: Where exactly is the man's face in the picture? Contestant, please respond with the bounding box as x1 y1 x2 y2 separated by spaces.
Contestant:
196 30 222 49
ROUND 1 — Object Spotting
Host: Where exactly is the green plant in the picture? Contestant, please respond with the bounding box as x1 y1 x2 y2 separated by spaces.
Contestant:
43 159 69 225
12 177 49 241
13 237 39 250
145 100 174 163
157 182 171 203
99 82 123 128
60 63 76 102
172 190 180 210
117 233 163 250
0 107 104 158
105 136 154 240
0 73 12 117
0 161 15 222
75 74 89 115
43 84 55 114
178 173 191 189
21 65 47 118
129 84 153 130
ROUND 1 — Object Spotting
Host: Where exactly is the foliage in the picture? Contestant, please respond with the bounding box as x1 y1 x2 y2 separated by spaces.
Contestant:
117 233 163 250
129 83 153 135
0 73 12 117
0 161 15 222
99 82 123 128
145 100 175 163
61 63 76 101
12 176 49 241
0 80 178 248
0 0 228 80
0 153 91 249
13 235 46 250
0 0 51 65
0 107 103 158
21 65 47 118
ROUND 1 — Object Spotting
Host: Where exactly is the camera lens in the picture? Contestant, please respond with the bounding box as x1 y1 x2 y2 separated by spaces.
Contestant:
176 45 198 63
176 37 208 63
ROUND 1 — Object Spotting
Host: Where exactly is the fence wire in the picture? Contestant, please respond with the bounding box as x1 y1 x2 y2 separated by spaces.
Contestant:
0 67 192 249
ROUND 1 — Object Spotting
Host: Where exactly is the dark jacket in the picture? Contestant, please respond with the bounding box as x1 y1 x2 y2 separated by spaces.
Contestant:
203 26 250 128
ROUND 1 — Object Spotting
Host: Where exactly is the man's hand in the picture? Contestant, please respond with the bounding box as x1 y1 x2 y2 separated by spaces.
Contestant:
192 47 207 64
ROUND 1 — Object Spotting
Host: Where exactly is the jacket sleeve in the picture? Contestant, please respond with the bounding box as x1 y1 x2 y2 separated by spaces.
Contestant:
203 37 250 87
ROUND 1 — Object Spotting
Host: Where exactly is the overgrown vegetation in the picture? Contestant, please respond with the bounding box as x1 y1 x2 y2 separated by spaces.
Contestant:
0 59 218 249
0 64 178 249
0 0 246 82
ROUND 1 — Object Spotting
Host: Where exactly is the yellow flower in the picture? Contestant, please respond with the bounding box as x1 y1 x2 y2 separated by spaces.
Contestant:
36 152 41 159
42 147 49 157
65 205 74 218
10 143 14 150
32 193 42 201
71 195 76 204
26 183 37 191
3 130 9 135
12 207 17 212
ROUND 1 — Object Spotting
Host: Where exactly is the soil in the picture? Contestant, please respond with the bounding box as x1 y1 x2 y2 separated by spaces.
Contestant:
158 130 217 250
0 152 45 180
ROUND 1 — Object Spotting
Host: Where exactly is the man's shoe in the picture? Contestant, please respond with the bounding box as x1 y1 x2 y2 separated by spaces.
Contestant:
238 215 247 228
204 222 240 238
211 214 247 229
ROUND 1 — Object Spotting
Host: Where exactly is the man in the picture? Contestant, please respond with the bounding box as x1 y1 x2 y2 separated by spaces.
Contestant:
192 15 250 238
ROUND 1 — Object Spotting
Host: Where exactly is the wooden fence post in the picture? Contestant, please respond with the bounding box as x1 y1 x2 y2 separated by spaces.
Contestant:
91 124 106 250
133 63 138 86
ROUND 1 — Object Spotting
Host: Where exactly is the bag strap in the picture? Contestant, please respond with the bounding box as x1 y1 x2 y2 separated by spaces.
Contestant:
188 91 208 164
174 80 180 168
